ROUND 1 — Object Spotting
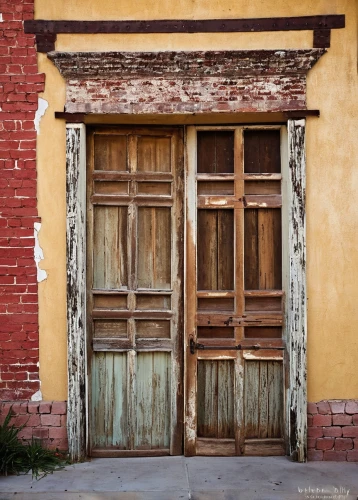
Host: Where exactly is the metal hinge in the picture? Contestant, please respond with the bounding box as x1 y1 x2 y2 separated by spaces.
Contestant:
189 337 284 354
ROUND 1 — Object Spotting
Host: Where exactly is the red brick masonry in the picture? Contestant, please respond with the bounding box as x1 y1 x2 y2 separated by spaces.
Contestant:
0 401 68 451
0 0 45 400
48 49 325 115
308 400 358 461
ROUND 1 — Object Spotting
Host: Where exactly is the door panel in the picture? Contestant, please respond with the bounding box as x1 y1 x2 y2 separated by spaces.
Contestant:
93 206 128 289
244 208 282 290
135 352 171 450
91 352 128 449
87 127 184 457
137 207 171 289
185 126 285 457
197 209 234 291
197 360 235 439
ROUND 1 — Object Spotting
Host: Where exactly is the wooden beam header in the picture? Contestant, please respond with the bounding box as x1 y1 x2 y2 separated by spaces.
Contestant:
24 15 345 52
25 15 345 35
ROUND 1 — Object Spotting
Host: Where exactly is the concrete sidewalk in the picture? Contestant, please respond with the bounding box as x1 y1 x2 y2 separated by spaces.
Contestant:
0 456 357 500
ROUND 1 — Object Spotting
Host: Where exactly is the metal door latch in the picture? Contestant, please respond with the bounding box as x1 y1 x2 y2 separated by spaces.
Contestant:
189 337 284 354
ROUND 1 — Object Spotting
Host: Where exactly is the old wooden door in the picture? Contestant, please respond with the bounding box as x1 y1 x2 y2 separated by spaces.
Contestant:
185 126 285 456
87 127 184 457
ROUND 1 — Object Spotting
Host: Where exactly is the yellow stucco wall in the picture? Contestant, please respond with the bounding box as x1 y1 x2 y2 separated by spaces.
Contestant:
35 0 358 402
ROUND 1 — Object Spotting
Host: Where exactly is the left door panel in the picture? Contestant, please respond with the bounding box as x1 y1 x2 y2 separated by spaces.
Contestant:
87 127 184 457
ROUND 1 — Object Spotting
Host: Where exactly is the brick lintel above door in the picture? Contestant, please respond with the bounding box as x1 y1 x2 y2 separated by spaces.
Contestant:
48 49 325 115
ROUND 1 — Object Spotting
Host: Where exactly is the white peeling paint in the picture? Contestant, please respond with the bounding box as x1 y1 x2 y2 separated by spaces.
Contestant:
34 222 47 282
0 14 3 22
247 202 268 207
244 353 283 361
34 97 49 134
205 198 227 206
31 389 42 401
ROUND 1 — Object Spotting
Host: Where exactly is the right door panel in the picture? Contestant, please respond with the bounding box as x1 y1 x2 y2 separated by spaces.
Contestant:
185 126 285 457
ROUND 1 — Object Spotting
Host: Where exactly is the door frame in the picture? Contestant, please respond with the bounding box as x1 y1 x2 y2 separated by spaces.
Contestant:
65 119 307 461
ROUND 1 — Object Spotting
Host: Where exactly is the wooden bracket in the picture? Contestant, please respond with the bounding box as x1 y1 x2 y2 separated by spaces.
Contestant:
284 110 320 119
36 33 57 52
55 112 86 122
313 29 331 48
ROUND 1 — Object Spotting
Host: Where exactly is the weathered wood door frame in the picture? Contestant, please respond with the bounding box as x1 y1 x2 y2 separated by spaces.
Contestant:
66 119 306 461
184 121 307 461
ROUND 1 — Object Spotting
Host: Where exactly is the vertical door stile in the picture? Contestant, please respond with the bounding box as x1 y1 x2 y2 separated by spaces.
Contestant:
234 127 245 455
170 130 185 455
127 134 137 452
280 125 290 456
86 129 95 455
127 349 136 451
185 126 198 456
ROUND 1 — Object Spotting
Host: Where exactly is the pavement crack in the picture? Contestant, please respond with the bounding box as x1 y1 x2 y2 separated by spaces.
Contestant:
184 459 191 499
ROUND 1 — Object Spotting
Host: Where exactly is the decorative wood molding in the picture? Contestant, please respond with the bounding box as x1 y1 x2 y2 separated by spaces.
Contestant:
54 110 320 122
286 119 307 462
66 123 87 461
24 15 345 52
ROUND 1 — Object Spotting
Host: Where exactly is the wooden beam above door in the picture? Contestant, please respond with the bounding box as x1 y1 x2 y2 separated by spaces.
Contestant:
25 15 345 52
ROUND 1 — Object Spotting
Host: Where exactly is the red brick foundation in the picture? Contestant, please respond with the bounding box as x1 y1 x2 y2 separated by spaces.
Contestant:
0 0 45 400
308 400 358 461
2 398 358 459
0 401 68 451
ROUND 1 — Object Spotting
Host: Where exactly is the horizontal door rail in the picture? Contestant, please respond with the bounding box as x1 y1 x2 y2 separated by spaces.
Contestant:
189 338 284 354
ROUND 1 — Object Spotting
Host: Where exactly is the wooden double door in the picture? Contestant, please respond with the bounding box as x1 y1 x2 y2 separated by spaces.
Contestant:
87 126 285 457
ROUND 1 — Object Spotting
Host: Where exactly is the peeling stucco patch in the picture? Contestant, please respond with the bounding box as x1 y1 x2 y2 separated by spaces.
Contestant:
34 222 47 282
34 97 48 134
31 389 42 401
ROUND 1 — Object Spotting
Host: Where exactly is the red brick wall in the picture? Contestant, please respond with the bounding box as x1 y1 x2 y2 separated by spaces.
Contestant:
0 401 68 450
308 400 358 461
0 0 44 399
